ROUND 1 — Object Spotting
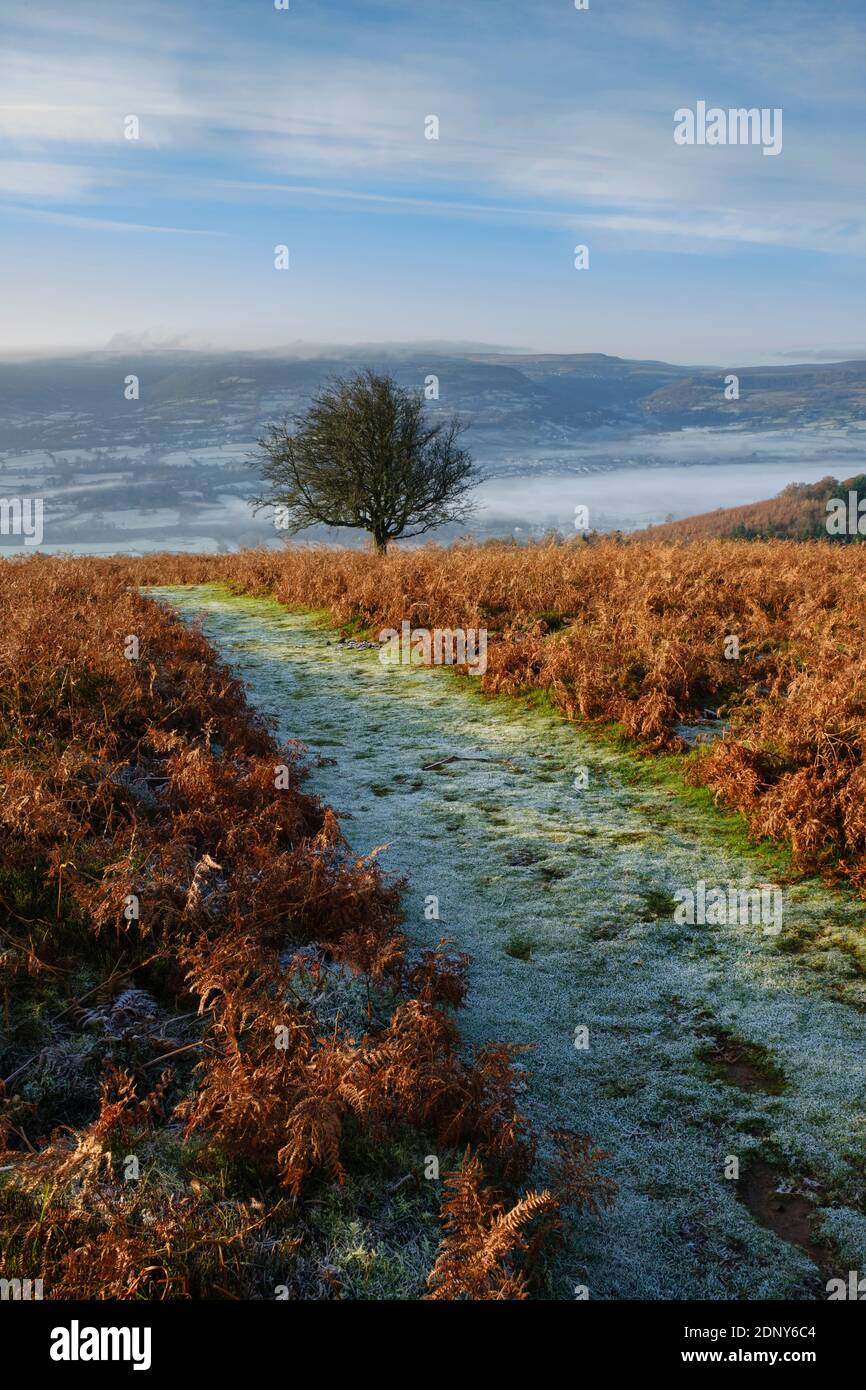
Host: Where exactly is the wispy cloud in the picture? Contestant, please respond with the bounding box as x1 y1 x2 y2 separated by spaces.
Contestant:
0 159 104 200
1 0 864 354
2 0 864 258
4 205 228 236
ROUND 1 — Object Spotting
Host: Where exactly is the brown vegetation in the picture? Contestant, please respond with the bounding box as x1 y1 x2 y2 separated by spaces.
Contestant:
0 556 612 1299
89 531 866 892
638 474 866 542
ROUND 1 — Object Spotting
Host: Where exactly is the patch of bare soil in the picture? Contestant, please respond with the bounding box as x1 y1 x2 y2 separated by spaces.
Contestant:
739 1163 830 1269
698 1030 787 1095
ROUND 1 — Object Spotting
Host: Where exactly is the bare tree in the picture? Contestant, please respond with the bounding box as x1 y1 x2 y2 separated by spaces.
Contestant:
251 370 477 553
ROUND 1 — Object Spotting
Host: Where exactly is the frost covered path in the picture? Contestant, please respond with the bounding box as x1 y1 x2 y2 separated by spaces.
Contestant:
154 585 866 1300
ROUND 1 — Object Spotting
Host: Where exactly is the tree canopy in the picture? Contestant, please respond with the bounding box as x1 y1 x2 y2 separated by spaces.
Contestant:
251 370 477 552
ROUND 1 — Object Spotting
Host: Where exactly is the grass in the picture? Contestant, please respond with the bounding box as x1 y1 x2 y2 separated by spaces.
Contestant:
153 583 866 1298
9 532 866 1299
0 557 612 1301
101 534 866 899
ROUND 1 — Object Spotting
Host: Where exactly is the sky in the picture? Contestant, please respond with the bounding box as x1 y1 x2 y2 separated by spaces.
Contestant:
1 0 864 363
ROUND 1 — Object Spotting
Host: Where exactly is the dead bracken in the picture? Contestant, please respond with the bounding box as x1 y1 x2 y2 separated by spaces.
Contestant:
0 556 613 1300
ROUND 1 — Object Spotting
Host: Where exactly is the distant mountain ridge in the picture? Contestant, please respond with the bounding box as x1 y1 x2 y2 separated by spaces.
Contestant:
1 349 865 453
2 348 863 555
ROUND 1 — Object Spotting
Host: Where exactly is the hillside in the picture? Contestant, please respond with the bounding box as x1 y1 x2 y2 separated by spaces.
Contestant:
4 352 866 457
637 474 866 542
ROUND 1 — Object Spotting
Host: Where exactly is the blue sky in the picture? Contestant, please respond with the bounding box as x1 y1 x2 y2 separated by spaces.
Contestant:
1 0 864 362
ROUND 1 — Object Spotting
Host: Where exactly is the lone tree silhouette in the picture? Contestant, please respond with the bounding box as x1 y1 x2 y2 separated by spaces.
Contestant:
252 370 477 553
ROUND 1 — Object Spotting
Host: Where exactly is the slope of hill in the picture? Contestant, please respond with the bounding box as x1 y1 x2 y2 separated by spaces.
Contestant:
636 475 866 542
4 351 866 454
639 360 866 429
